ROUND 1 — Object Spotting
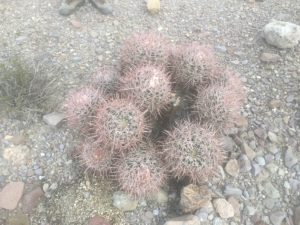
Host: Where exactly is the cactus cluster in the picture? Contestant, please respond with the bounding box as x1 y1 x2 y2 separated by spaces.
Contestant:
63 32 246 198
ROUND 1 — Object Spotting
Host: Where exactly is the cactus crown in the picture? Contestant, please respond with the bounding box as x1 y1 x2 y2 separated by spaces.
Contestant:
121 65 173 117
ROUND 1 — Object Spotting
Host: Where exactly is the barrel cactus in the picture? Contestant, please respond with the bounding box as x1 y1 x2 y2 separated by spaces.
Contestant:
64 86 106 129
120 65 173 118
116 142 166 197
94 99 147 151
162 121 225 184
169 43 220 89
120 32 170 73
91 67 120 95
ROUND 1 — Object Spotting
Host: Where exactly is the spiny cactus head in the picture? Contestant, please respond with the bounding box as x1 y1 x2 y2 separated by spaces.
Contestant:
120 32 170 74
162 121 225 184
120 65 173 118
78 140 113 176
64 86 106 128
169 43 221 89
116 142 166 198
91 67 120 95
193 69 245 131
94 98 147 151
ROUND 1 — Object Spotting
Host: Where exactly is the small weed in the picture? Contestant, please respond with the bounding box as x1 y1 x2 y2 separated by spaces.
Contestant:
0 57 58 114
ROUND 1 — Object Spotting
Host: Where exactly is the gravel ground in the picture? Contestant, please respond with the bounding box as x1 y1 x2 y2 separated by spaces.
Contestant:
0 0 299 224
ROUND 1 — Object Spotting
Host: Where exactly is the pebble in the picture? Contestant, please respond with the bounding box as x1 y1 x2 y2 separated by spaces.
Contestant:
225 159 240 177
43 112 65 127
87 215 111 225
268 132 279 143
224 185 243 197
213 198 234 219
180 184 212 213
227 196 241 218
0 182 24 210
252 163 262 176
147 0 160 14
215 45 227 53
260 52 281 63
112 191 138 211
246 205 256 216
213 217 223 225
263 20 300 48
269 211 286 225
22 187 44 214
164 215 201 225
223 136 235 152
262 182 280 199
242 143 256 160
255 156 266 166
238 154 252 172
285 147 298 168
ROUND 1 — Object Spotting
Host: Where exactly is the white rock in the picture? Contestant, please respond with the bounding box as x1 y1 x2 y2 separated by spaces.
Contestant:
43 112 65 127
263 20 300 48
112 191 138 211
147 0 160 14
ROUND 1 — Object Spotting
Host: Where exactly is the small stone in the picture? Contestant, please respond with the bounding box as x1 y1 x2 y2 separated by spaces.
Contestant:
88 215 111 225
225 159 240 177
213 217 223 225
180 184 212 213
147 0 160 14
0 182 24 210
22 187 44 214
223 186 243 197
270 211 286 225
195 211 208 222
213 198 234 219
153 208 159 216
294 206 300 225
164 215 200 225
70 19 81 28
227 197 240 218
42 183 49 192
268 144 280 154
256 169 270 182
263 198 276 209
255 156 266 166
266 163 279 174
242 143 256 160
262 182 280 199
238 154 252 172
269 99 281 109
260 52 281 63
246 206 256 216
252 163 262 176
7 134 27 145
151 188 168 204
215 45 227 53
223 136 235 152
286 95 294 103
268 132 279 143
289 179 300 191
285 147 298 168
112 191 138 211
43 112 65 127
263 20 300 48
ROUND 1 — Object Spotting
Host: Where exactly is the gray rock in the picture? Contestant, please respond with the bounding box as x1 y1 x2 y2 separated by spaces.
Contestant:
263 20 300 48
213 217 223 225
252 163 262 176
262 182 280 199
164 215 201 225
285 147 298 168
263 198 276 209
246 205 256 216
289 178 300 191
224 186 243 197
238 154 252 172
112 191 138 211
195 211 208 222
215 45 227 53
43 112 65 127
260 52 281 63
268 132 279 143
269 211 286 225
242 143 256 160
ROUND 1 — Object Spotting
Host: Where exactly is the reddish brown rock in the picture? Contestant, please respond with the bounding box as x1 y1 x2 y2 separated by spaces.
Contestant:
88 215 111 225
0 182 24 210
22 187 44 214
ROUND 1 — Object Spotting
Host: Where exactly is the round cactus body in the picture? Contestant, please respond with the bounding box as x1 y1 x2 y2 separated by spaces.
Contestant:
79 140 113 176
120 32 170 73
64 86 106 128
91 67 120 95
162 121 225 184
94 99 146 151
193 69 245 131
116 142 166 198
169 44 220 89
120 65 173 118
